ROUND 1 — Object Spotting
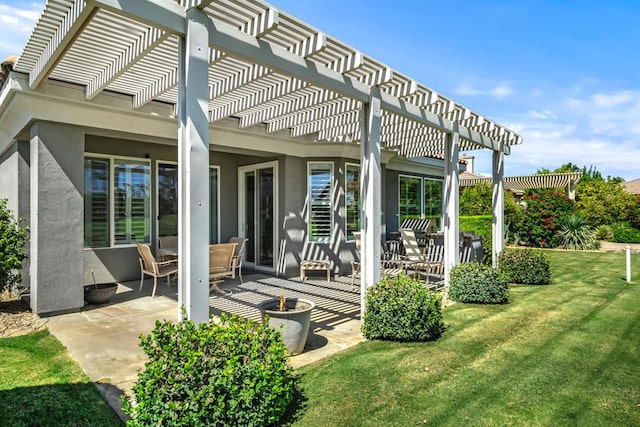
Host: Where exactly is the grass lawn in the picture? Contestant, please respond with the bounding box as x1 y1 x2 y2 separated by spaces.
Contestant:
0 330 122 426
293 250 640 426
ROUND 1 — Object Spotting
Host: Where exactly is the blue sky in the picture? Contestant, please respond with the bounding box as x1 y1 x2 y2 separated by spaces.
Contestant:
2 1 639 180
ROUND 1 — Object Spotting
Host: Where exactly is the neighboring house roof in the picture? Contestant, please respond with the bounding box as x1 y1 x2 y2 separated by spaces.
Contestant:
8 0 521 160
621 178 640 194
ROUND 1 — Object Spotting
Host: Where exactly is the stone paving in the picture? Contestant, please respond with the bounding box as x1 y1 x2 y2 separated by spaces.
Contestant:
45 273 364 420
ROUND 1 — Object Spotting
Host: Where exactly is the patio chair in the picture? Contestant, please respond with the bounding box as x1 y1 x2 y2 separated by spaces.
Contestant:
157 235 178 262
400 228 433 283
229 237 249 283
209 242 237 294
350 232 361 288
135 243 178 297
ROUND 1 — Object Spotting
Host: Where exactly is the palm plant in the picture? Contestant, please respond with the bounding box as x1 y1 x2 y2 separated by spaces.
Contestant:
558 215 596 250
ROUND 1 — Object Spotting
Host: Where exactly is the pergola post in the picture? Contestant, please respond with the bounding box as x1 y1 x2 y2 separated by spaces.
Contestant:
443 126 460 289
359 88 382 318
177 8 210 323
492 149 505 267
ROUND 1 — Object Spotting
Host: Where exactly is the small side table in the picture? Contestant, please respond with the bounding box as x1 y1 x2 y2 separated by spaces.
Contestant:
300 260 331 282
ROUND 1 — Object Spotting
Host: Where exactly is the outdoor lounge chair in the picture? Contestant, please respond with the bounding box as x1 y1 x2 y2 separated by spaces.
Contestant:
229 237 249 283
209 242 237 294
400 228 434 283
136 243 178 297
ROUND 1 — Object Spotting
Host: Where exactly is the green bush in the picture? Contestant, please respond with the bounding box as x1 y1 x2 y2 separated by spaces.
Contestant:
122 313 297 427
515 189 575 248
558 215 596 250
498 248 551 285
0 198 29 293
449 262 509 304
362 274 444 342
594 224 613 241
460 215 492 264
612 221 640 243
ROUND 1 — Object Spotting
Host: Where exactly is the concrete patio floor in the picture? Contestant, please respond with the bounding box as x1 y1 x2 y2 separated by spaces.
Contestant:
44 272 364 420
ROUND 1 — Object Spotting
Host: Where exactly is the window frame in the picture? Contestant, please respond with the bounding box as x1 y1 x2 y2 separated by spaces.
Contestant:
84 153 151 248
344 162 361 242
398 174 444 229
307 161 334 243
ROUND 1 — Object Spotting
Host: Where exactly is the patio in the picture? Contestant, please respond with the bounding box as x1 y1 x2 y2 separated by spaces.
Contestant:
44 273 363 419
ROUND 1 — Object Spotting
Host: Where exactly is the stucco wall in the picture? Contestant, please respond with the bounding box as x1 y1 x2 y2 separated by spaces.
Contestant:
30 122 84 314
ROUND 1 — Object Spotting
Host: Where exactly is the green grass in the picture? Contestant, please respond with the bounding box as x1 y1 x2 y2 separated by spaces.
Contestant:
293 251 640 426
0 330 122 426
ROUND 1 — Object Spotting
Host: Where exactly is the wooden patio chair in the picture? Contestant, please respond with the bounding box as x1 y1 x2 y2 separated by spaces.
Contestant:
209 242 237 294
229 237 249 283
135 243 178 297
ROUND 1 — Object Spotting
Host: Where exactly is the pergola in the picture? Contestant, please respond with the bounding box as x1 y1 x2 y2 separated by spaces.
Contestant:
460 172 582 200
12 0 522 322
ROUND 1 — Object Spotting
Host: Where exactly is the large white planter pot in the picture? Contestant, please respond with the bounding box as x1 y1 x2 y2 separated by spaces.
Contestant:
258 298 315 355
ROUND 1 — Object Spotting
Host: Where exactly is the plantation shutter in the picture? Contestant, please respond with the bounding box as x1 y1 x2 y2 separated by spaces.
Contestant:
308 162 333 242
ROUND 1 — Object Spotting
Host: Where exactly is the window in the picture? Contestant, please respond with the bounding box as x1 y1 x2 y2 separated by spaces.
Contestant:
399 175 443 228
308 162 333 242
84 158 110 247
424 178 443 228
158 164 220 244
84 156 151 247
345 163 360 241
209 167 219 244
399 175 422 225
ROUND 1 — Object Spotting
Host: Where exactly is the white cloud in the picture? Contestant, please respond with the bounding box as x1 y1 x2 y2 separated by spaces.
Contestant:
473 89 640 181
528 110 558 120
591 91 633 108
0 2 42 58
454 82 513 99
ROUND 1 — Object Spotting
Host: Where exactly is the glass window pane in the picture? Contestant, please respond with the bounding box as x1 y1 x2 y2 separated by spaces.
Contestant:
84 158 110 247
210 168 219 244
308 162 333 242
424 179 443 230
345 164 360 241
399 176 422 225
114 159 150 245
158 163 178 237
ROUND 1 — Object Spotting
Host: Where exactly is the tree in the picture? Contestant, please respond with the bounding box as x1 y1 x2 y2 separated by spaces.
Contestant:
0 199 29 293
575 179 636 226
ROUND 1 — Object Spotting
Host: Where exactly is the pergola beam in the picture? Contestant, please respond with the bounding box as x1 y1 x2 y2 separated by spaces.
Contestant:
86 27 170 100
30 0 97 89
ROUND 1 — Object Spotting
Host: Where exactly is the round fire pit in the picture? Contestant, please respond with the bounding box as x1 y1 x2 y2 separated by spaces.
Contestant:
84 283 118 305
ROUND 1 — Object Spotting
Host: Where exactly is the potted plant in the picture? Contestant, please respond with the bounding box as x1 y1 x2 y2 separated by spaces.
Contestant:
258 294 315 355
84 270 118 305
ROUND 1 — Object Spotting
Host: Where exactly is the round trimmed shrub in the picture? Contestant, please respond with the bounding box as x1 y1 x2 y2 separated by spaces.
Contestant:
362 274 444 342
498 248 551 285
449 262 509 304
122 313 296 426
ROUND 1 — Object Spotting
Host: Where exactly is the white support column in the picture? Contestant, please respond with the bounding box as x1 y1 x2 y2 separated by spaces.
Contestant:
359 87 382 318
177 8 210 323
492 149 505 267
443 126 460 289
